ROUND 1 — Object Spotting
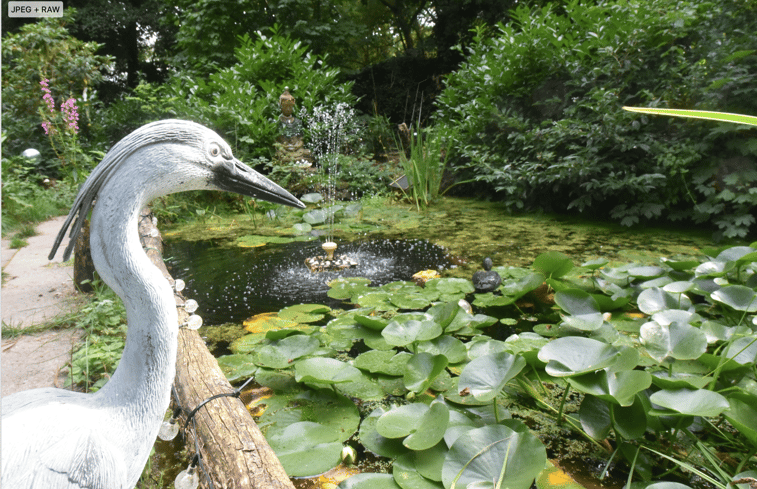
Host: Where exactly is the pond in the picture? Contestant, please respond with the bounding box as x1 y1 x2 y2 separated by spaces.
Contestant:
158 198 756 489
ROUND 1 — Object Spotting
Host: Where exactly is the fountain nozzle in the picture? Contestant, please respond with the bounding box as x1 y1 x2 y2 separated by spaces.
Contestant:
322 241 337 261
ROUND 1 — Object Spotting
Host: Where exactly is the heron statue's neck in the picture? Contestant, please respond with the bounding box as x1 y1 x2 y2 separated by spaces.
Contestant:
88 161 179 473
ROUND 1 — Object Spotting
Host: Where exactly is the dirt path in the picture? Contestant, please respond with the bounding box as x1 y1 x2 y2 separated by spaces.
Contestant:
1 216 84 397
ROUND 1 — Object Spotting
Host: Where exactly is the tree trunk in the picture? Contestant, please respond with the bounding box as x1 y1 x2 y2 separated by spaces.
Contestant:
138 208 294 489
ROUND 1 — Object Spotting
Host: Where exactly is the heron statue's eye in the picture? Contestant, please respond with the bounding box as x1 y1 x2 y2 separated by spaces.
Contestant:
208 142 222 158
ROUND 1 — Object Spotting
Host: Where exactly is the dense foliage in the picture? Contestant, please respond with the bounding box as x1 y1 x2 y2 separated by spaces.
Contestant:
166 25 358 162
436 0 757 239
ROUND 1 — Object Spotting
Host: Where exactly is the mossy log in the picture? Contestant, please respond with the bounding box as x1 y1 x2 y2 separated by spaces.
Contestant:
138 208 294 489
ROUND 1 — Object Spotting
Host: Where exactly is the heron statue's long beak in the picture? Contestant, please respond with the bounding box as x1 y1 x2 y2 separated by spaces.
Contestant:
213 158 305 209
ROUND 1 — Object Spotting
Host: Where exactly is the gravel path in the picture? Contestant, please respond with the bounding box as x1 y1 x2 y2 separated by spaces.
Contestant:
1 216 84 397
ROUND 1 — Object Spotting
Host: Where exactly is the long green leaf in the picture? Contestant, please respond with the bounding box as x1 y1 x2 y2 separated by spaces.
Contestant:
623 107 757 127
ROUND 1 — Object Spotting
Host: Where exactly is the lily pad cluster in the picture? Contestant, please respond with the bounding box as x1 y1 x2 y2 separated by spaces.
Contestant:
217 243 757 489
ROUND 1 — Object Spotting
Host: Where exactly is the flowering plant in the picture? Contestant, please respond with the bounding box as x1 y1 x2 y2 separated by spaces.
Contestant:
39 77 86 180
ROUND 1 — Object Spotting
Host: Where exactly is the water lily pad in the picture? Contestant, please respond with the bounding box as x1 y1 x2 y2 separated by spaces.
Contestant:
403 399 449 450
638 287 692 314
355 350 413 376
279 303 331 323
425 278 475 300
328 277 372 300
533 251 574 279
554 289 604 331
538 337 620 377
582 258 609 270
258 389 360 441
640 321 708 363
339 473 401 489
217 354 257 382
442 421 546 489
428 302 463 330
376 403 430 439
244 312 298 333
392 292 433 310
253 335 321 369
466 337 508 360
711 285 757 312
292 222 312 235
359 407 410 459
568 369 651 406
414 442 448 482
723 335 757 364
383 319 443 346
458 352 526 402
394 452 445 489
650 388 729 417
404 353 449 394
295 358 362 385
230 333 267 353
578 394 611 440
446 312 498 334
301 193 323 203
354 314 389 330
628 265 665 279
724 396 757 447
415 335 467 364
267 421 343 477
303 209 328 224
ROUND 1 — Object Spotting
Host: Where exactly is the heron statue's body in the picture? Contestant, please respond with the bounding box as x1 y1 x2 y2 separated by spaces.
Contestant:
1 120 304 488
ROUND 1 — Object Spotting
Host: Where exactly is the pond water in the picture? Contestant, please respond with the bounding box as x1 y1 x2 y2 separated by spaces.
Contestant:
165 238 455 325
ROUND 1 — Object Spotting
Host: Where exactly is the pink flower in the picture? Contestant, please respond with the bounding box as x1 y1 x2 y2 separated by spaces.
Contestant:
61 98 79 133
40 79 55 114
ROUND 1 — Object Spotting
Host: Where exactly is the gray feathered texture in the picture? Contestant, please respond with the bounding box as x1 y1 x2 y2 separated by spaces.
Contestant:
49 120 207 262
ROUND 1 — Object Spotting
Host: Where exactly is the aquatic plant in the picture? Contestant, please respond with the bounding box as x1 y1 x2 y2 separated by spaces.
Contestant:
217 242 757 488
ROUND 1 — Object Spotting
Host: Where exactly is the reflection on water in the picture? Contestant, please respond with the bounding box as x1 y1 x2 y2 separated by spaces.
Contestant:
164 238 454 325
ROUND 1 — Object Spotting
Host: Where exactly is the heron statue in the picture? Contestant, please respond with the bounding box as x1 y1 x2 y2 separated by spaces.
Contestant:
1 120 305 488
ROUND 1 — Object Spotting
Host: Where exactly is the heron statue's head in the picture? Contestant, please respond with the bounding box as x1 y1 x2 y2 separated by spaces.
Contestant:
50 119 305 261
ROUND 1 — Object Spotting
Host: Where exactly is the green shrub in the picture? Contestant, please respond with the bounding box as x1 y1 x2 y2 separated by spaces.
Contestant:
167 24 358 162
436 0 757 239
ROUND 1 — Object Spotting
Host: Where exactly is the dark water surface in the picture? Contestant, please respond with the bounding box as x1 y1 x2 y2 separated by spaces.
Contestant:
165 238 454 325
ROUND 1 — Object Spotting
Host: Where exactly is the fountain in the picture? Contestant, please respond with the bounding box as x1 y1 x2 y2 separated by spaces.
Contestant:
300 102 360 272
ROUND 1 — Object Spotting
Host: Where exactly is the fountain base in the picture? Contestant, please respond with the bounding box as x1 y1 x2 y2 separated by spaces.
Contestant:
305 254 358 272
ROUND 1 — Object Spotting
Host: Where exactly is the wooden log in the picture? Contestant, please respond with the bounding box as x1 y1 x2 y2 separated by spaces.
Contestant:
138 208 295 489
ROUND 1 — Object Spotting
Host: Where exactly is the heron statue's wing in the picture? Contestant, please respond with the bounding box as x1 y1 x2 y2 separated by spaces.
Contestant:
48 119 202 262
2 397 129 489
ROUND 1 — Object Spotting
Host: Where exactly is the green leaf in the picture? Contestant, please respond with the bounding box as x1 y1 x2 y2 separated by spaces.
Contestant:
637 287 691 314
267 421 343 477
416 335 468 364
359 407 409 459
568 370 651 406
377 403 430 439
294 358 362 384
355 350 413 376
394 452 445 489
383 319 443 346
404 353 450 394
711 285 757 312
623 107 757 127
442 422 546 489
650 388 730 417
724 396 757 447
339 473 401 489
554 289 604 331
533 251 574 278
253 334 320 369
578 394 611 440
537 337 620 377
354 314 389 330
639 321 708 363
216 354 257 382
458 352 526 402
404 399 450 450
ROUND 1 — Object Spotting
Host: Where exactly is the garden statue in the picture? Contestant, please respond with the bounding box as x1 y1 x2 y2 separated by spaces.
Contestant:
1 119 304 488
472 257 502 292
275 87 313 166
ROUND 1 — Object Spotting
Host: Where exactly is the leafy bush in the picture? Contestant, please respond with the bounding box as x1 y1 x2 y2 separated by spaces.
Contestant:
1 9 111 164
167 24 358 162
436 0 757 239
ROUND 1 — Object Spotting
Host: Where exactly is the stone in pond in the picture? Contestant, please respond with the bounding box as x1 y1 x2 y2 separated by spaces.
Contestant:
472 257 501 292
